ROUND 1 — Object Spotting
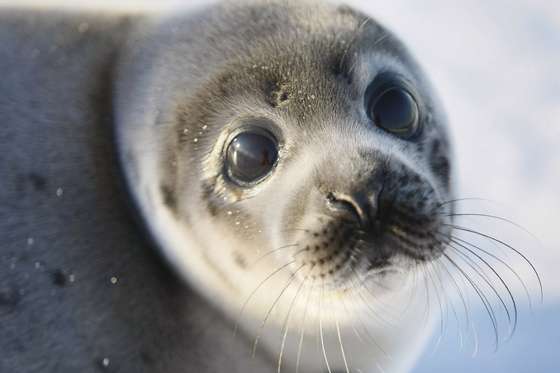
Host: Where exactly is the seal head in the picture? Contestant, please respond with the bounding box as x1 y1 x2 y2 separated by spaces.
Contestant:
116 1 454 371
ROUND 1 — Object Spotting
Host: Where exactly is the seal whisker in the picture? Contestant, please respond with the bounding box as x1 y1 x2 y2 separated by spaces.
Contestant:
319 281 332 373
338 17 372 76
451 235 533 311
348 267 398 327
295 278 316 373
442 253 500 351
234 260 296 338
335 307 351 373
443 224 543 303
340 296 367 344
353 279 400 330
447 242 513 336
277 265 313 373
447 235 519 339
433 255 473 349
430 261 464 350
252 264 306 357
280 228 310 233
343 289 390 358
436 197 498 210
442 213 540 242
425 264 446 350
249 244 299 268
421 264 432 327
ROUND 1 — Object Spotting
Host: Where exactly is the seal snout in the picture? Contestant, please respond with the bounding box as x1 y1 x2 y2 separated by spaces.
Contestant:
294 163 450 282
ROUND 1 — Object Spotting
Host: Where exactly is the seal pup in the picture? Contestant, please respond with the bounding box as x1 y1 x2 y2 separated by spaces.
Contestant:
115 1 456 372
1 0 456 372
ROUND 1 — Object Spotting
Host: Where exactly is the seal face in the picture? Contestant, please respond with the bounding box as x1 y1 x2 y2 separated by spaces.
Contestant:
116 1 454 371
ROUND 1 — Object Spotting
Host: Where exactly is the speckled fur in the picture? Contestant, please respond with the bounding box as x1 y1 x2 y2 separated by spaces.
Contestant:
0 7 275 373
1 1 454 372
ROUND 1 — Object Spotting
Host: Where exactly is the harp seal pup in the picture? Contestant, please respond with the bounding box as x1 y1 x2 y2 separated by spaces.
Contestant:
0 1 454 372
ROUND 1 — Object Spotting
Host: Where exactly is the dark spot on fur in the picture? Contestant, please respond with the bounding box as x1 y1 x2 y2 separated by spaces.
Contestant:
432 156 450 184
331 55 353 85
52 269 69 287
28 173 47 191
201 181 218 217
337 4 359 17
429 139 450 185
0 286 20 314
160 184 177 212
140 351 154 366
233 251 247 269
265 79 290 108
214 70 237 99
431 139 441 154
399 174 410 186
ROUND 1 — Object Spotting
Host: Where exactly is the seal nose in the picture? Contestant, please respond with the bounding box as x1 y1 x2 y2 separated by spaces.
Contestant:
326 191 379 228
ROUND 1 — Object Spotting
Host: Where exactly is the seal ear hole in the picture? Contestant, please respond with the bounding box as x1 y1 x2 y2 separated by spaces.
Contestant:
365 73 422 140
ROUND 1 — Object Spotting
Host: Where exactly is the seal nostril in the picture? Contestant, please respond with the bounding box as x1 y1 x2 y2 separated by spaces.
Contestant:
326 192 368 226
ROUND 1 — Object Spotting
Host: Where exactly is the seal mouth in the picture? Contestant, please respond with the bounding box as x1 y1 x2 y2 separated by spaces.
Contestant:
288 206 451 288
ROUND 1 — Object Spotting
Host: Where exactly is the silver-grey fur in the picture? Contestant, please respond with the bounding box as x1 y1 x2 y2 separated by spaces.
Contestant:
0 1 454 372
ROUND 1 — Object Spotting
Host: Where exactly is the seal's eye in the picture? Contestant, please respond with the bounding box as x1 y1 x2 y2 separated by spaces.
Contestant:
226 130 278 185
367 81 420 139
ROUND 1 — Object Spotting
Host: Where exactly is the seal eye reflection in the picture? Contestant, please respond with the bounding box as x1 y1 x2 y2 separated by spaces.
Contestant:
226 130 279 185
368 85 420 139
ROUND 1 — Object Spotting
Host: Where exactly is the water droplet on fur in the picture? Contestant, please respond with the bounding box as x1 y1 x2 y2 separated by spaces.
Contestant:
34 262 41 270
227 210 233 216
56 188 63 197
235 221 240 225
193 138 198 143
110 276 118 285
101 358 110 367
182 128 189 134
201 125 208 130
27 237 34 246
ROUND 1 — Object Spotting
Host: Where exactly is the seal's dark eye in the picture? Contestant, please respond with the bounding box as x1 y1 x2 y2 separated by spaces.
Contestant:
367 83 420 139
226 130 278 185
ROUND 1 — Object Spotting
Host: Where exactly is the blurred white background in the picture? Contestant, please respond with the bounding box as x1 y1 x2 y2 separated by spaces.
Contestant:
2 0 558 371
